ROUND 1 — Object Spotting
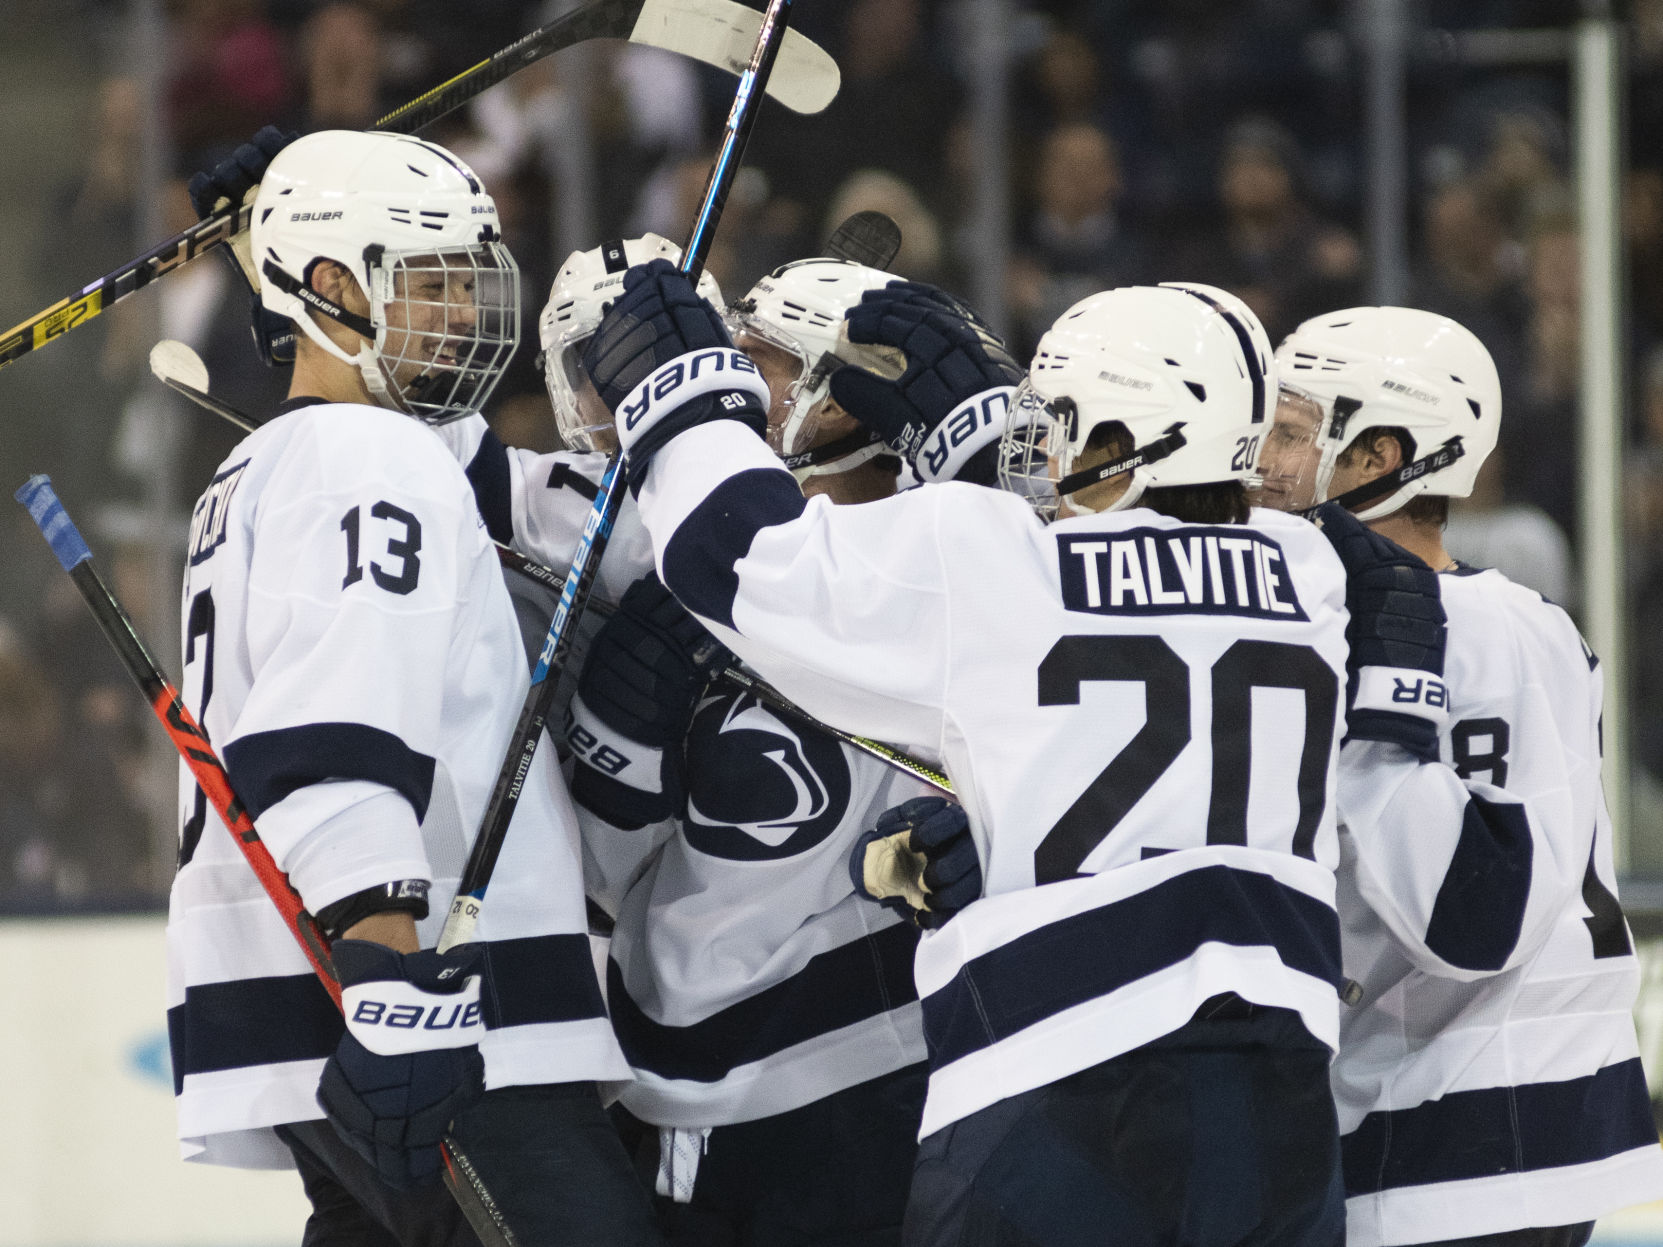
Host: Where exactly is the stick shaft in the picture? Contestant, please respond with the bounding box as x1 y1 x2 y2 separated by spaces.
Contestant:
14 476 518 1246
0 0 644 375
439 0 800 951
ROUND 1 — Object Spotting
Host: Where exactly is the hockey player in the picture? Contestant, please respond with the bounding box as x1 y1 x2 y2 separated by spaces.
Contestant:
575 261 1399 1246
551 248 972 1245
1257 307 1663 1247
170 130 661 1246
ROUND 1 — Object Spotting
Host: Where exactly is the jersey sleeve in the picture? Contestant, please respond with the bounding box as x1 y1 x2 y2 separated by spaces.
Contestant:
573 798 676 919
222 426 478 914
634 419 959 753
438 415 655 604
1336 733 1583 981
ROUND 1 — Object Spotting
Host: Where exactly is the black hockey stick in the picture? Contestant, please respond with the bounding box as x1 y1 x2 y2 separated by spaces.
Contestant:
153 334 946 801
491 542 954 794
0 0 837 375
13 476 520 1247
824 210 903 270
438 0 804 952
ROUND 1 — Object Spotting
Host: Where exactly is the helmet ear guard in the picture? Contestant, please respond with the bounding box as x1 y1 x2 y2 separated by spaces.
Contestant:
251 131 521 425
1272 306 1500 519
538 234 723 452
999 283 1276 518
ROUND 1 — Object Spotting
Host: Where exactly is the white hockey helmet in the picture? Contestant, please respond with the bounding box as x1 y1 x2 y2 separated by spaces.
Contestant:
537 234 724 452
1270 307 1501 519
999 282 1275 517
250 129 520 426
725 257 904 466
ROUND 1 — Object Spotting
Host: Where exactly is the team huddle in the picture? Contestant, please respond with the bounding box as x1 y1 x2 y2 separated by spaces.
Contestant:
163 127 1663 1247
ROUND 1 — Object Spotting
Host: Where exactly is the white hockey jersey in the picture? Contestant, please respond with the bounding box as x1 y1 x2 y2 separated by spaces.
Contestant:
168 401 631 1169
1333 566 1663 1244
580 682 933 1127
632 421 1352 1137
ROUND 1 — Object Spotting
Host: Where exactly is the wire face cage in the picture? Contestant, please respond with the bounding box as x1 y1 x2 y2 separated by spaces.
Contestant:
372 243 521 425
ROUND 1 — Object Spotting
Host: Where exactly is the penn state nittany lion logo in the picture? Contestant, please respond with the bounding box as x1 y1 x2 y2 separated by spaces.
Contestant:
683 689 852 861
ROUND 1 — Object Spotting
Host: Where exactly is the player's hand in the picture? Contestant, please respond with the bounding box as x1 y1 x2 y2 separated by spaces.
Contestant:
1313 501 1449 762
186 125 296 220
850 796 981 929
829 281 1028 485
186 126 298 367
316 939 486 1190
566 572 733 828
584 259 769 482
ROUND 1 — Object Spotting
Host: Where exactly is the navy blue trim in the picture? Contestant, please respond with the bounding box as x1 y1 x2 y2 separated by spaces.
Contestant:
607 920 919 1082
166 933 606 1096
1342 1058 1659 1195
167 973 341 1094
464 426 514 547
661 468 807 630
1423 793 1533 971
547 461 600 502
921 864 1341 1069
478 933 608 1029
224 723 436 822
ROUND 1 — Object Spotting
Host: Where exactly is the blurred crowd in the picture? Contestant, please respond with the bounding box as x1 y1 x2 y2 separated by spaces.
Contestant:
7 0 1663 906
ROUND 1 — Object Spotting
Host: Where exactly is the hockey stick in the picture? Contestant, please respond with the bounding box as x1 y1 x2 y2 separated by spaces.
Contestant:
13 476 522 1247
153 328 948 802
438 0 802 953
0 0 837 375
149 341 259 433
489 542 953 793
155 331 946 800
824 210 903 270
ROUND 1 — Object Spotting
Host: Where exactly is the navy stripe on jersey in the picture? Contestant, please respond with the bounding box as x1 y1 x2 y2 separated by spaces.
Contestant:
922 865 1341 1069
224 723 437 822
1423 793 1533 972
165 933 605 1094
1342 1058 1658 1195
464 425 514 546
607 921 919 1082
661 467 807 630
168 972 340 1094
479 933 608 1029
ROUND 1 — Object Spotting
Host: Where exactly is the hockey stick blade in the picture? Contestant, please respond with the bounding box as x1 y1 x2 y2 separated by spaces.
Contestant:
13 474 520 1247
0 0 839 376
149 340 260 433
438 0 803 954
825 211 903 270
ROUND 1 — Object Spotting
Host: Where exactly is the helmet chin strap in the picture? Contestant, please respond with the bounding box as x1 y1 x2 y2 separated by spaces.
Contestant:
1054 422 1188 508
1312 436 1467 520
780 427 886 484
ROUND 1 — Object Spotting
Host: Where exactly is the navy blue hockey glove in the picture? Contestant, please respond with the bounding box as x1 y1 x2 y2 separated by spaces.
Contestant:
316 939 486 1190
850 796 981 929
187 125 298 367
829 281 1028 485
583 259 769 484
566 573 734 828
1313 501 1449 762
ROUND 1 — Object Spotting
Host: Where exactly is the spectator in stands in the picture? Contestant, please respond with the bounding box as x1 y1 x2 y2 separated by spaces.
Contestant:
167 0 292 166
298 3 381 130
1179 116 1362 342
823 169 945 282
1505 208 1581 537
1411 177 1530 413
1008 121 1147 353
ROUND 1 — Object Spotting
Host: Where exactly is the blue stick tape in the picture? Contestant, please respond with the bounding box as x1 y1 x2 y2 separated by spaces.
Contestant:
14 475 92 572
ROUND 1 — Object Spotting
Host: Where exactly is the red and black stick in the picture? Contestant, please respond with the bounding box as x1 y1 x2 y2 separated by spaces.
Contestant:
13 474 517 1247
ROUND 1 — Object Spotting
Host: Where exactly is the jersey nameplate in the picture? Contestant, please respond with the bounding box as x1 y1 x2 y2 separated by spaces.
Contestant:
188 459 250 566
1057 526 1308 621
